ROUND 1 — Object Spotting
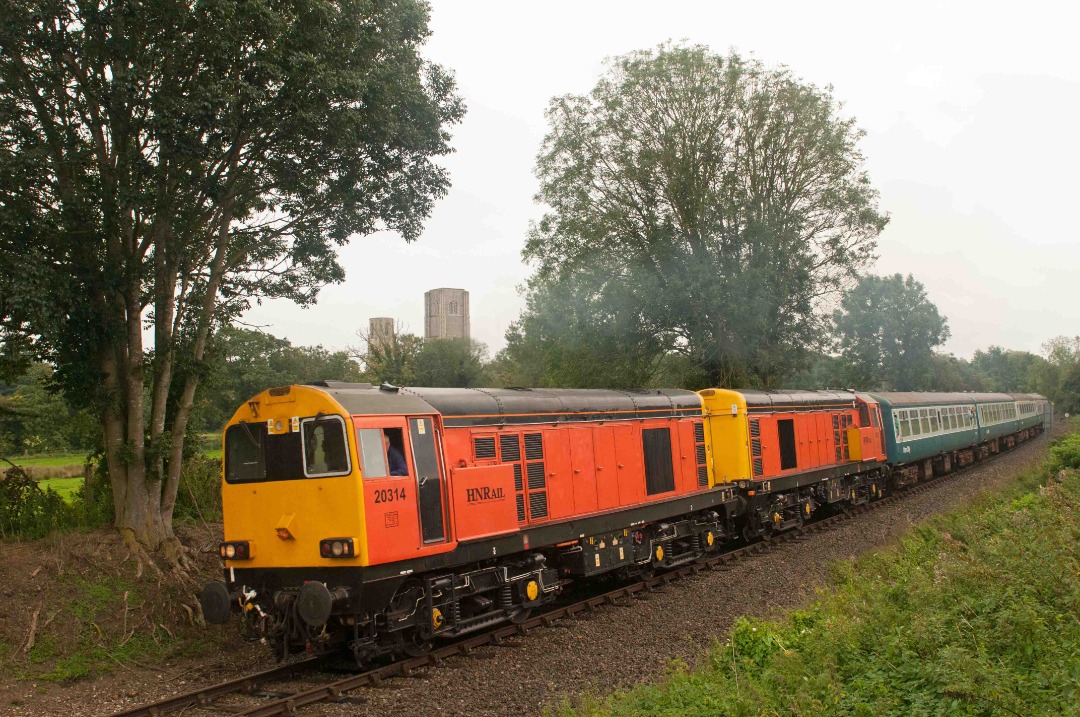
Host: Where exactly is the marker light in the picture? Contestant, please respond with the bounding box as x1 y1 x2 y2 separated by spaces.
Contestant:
319 538 355 559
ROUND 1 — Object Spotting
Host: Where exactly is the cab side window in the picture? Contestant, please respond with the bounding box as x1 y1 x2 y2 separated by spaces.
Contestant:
358 429 388 478
357 427 409 478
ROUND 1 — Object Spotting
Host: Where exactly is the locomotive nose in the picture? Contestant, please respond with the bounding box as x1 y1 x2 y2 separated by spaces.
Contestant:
200 581 233 625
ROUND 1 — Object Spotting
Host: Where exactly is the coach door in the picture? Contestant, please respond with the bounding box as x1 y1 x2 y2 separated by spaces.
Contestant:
409 417 447 543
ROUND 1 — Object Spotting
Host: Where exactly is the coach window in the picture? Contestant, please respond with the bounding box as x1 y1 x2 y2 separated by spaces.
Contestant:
301 415 351 478
920 409 931 434
930 411 940 433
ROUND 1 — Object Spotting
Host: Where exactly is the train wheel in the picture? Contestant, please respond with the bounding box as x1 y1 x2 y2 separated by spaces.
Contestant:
397 629 432 657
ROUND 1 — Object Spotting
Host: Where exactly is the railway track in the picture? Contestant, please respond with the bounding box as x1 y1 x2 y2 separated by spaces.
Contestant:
107 439 1039 717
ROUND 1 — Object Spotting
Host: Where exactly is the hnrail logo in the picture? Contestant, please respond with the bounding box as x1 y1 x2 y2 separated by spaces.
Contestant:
466 486 506 503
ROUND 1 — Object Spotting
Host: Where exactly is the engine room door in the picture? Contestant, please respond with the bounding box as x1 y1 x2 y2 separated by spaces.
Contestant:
410 417 446 543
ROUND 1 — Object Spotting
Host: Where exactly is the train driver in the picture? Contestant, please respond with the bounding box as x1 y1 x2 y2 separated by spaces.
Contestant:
382 430 408 476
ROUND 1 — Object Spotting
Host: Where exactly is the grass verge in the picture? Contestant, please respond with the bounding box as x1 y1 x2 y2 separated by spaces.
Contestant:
556 442 1079 717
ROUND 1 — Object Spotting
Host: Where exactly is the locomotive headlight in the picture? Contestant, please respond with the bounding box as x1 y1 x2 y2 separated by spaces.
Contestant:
331 541 343 557
218 541 253 560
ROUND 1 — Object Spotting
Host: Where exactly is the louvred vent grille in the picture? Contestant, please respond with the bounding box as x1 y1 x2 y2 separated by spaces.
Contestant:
500 434 521 462
751 438 762 457
527 462 546 490
516 494 525 522
753 458 763 477
749 420 760 437
268 386 291 397
696 444 706 464
694 422 705 443
524 433 544 460
513 464 523 491
697 465 709 487
473 436 496 459
528 492 548 519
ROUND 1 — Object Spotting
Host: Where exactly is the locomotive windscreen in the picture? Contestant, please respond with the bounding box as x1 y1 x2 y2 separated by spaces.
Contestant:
225 417 346 483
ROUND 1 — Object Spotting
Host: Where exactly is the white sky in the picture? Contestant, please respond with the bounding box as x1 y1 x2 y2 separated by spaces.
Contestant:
243 0 1080 362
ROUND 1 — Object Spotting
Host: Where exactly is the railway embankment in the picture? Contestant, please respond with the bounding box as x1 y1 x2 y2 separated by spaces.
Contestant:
554 423 1080 717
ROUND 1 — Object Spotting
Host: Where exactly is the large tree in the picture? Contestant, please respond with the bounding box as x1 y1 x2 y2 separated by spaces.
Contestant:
833 273 949 390
1038 336 1080 413
519 44 886 388
0 0 463 564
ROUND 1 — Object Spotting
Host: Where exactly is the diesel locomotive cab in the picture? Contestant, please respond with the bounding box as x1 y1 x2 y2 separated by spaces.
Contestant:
199 384 376 651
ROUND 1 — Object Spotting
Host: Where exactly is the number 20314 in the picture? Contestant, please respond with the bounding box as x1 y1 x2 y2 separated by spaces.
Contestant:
374 487 406 504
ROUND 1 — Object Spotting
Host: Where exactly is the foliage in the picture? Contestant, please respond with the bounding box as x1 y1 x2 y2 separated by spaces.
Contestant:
926 352 991 392
198 327 363 429
1048 432 1080 474
501 276 672 389
0 0 463 553
557 452 1079 717
172 455 222 523
1037 336 1080 413
517 44 885 389
971 346 1049 393
354 325 424 386
832 273 949 390
0 363 96 456
413 338 489 388
0 465 79 539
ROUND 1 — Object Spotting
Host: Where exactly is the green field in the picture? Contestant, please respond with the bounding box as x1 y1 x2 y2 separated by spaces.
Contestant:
7 452 88 468
558 438 1080 717
36 477 84 502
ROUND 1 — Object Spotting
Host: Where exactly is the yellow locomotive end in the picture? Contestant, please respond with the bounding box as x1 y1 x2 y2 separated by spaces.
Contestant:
220 385 369 567
698 388 752 485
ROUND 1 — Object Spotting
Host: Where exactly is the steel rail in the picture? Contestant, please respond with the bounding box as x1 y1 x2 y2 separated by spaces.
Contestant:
107 656 326 717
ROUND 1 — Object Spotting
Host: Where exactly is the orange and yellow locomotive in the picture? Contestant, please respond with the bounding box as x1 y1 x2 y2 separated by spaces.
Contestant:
201 381 893 664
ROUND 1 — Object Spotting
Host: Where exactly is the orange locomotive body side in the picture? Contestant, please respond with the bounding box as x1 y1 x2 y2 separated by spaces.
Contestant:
437 417 708 534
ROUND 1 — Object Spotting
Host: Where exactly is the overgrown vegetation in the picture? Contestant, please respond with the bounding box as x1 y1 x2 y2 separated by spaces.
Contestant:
556 433 1079 717
0 452 223 541
0 466 79 539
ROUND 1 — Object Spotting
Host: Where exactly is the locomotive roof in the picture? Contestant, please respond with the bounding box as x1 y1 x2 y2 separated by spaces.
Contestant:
869 391 1016 407
311 382 702 427
735 389 858 409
